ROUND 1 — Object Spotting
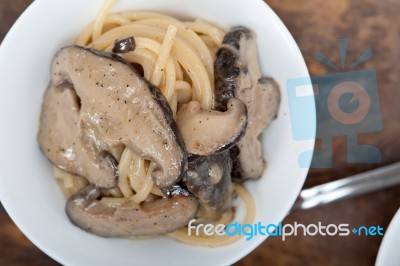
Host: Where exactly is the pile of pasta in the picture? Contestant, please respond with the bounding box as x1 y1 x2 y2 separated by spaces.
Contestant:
54 0 255 246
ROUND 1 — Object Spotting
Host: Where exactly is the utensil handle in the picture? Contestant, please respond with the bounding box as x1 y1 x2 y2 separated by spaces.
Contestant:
291 162 400 211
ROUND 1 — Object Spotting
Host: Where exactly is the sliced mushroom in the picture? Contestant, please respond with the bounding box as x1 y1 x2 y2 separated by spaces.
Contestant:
66 185 198 237
183 151 233 221
215 27 280 181
112 36 136 54
176 98 247 156
40 45 187 189
38 84 118 188
233 77 280 181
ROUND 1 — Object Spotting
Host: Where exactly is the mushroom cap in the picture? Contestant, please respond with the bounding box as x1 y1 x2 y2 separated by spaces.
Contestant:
39 45 187 189
66 185 199 237
176 98 247 156
38 83 118 188
214 27 280 181
183 151 233 221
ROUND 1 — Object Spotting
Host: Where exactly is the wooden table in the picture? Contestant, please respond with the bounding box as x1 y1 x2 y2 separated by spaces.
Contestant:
1 0 399 265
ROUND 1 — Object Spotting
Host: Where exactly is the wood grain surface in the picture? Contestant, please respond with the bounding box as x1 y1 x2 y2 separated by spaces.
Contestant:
1 0 399 265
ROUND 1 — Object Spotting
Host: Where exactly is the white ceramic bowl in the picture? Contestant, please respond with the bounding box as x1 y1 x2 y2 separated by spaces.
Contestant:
0 0 315 265
376 208 400 266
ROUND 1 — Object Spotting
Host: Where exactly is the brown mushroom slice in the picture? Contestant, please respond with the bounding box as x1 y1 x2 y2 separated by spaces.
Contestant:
176 98 247 156
233 77 280 181
66 185 198 237
215 27 280 181
112 36 136 54
183 151 233 222
38 84 118 188
48 45 187 189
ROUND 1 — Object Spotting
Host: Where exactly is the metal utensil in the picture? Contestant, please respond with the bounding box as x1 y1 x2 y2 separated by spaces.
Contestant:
292 162 400 211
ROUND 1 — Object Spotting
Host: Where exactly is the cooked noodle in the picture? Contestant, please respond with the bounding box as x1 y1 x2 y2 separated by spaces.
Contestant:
54 0 256 246
168 184 256 246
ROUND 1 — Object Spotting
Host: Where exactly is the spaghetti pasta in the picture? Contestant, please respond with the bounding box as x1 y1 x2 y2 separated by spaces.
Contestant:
72 0 223 204
52 0 257 246
168 184 256 246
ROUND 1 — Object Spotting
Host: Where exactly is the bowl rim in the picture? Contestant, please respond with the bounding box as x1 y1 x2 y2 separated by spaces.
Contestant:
376 207 400 265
